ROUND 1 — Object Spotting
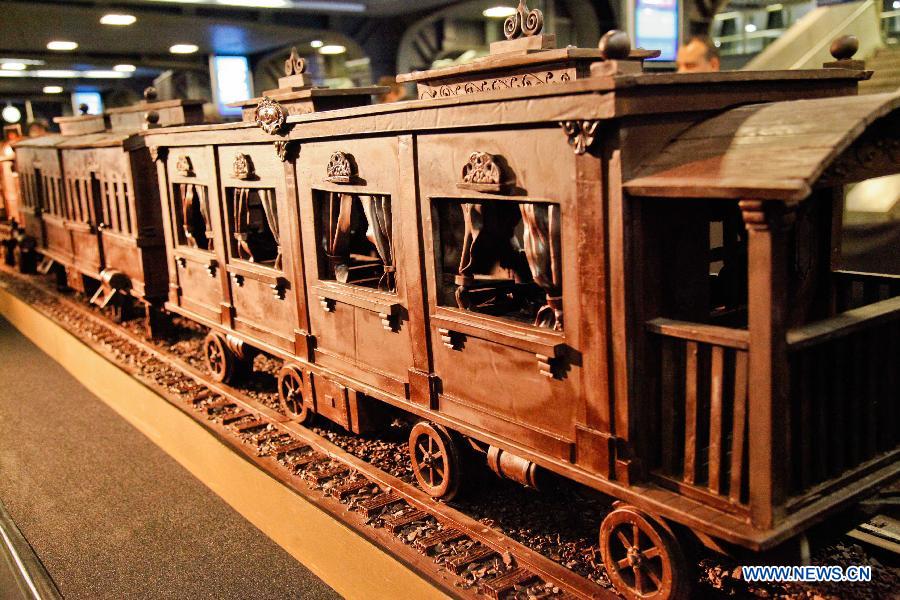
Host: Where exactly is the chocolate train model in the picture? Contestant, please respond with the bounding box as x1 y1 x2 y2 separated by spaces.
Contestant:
12 5 900 598
13 89 204 323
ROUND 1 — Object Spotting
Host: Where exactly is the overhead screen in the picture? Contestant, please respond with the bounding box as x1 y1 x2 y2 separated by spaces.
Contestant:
210 55 254 118
634 0 680 62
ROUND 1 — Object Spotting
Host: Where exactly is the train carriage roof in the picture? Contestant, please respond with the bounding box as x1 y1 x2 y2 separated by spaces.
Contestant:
624 91 900 203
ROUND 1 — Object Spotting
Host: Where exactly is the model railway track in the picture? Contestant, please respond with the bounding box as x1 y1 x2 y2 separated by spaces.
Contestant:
0 268 617 600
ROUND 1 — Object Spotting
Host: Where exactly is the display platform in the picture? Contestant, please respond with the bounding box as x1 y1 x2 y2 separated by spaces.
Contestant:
0 288 448 599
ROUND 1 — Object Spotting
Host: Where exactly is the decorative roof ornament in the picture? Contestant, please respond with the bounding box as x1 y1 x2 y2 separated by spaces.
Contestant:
503 0 544 40
284 46 307 77
254 96 286 135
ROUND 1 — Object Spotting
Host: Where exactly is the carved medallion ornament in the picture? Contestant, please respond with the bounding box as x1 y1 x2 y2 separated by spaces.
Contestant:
326 151 355 184
255 96 286 135
560 120 600 155
232 153 253 180
175 155 193 177
458 152 506 193
149 146 167 163
504 0 544 40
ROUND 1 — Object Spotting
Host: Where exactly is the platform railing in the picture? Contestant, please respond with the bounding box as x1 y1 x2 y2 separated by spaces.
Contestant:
785 294 900 499
647 319 751 511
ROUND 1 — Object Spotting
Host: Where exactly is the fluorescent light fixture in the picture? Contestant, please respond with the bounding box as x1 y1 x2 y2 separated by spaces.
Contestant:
766 3 783 11
84 70 129 78
43 86 64 94
35 70 79 78
1 62 27 71
100 14 137 25
2 106 22 123
216 0 287 6
483 6 517 18
319 44 346 55
894 0 900 8
744 23 757 33
0 71 20 77
310 40 324 48
47 40 78 51
114 64 137 72
170 44 200 54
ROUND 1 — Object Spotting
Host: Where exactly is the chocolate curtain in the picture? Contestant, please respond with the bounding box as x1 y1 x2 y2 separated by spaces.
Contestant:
361 194 395 291
232 187 253 261
520 202 563 330
325 192 353 282
258 188 281 269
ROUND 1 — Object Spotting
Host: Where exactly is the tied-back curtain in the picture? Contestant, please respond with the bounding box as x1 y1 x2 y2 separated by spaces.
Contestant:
325 192 353 283
258 189 281 270
232 188 254 261
520 203 563 330
457 202 484 280
361 194 394 291
197 185 213 252
180 183 197 248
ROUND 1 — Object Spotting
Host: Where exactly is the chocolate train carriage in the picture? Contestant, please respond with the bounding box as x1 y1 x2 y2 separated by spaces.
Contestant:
141 25 900 599
13 89 203 327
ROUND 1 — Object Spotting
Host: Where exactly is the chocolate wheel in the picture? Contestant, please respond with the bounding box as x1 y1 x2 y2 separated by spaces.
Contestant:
600 505 689 600
278 364 312 425
408 421 462 500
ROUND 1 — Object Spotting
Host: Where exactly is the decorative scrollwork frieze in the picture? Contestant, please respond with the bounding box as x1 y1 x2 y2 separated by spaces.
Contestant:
419 71 570 100
255 96 286 135
817 131 900 187
175 155 193 177
326 151 356 184
560 120 600 155
232 153 253 180
503 0 544 40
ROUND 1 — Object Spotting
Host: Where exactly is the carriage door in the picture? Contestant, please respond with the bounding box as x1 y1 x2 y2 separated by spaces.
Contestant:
298 137 417 405
166 147 223 325
216 145 297 353
417 129 584 462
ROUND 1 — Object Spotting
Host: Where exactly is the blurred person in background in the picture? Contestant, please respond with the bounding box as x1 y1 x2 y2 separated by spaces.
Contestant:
676 35 721 73
26 119 49 137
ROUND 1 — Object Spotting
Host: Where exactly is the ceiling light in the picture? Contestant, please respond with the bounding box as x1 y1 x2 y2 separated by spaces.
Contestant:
43 86 64 94
310 40 324 48
894 0 900 8
100 14 137 25
47 41 78 51
2 106 22 123
114 64 137 72
1 62 27 71
35 70 79 78
170 44 199 54
319 44 346 55
0 71 20 78
216 0 287 7
483 6 517 18
84 70 129 78
744 23 758 33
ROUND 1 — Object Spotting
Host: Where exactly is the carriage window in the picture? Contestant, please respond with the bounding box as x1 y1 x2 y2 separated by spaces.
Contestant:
313 190 395 293
434 198 563 331
225 187 281 269
173 183 212 251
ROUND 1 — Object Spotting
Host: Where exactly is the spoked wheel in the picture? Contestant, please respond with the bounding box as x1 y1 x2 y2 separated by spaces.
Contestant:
278 364 312 425
408 422 463 501
204 332 237 383
600 505 689 600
